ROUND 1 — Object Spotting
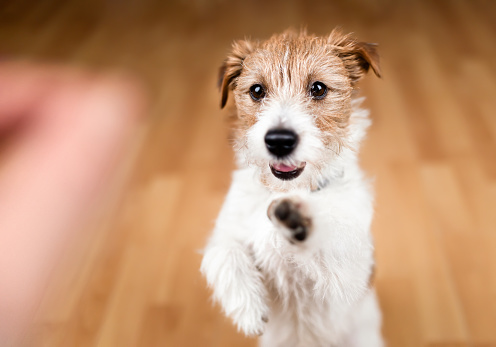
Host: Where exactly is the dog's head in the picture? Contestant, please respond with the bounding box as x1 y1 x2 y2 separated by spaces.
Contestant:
219 30 381 191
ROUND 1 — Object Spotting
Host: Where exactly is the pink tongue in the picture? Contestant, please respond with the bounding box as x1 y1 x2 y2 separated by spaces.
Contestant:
273 163 297 172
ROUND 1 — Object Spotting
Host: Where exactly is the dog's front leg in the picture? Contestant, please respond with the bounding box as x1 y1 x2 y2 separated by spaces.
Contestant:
201 235 269 336
267 191 374 304
267 190 373 251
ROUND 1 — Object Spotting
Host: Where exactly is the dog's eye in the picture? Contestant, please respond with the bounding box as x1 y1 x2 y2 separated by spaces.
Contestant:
310 82 327 99
249 84 266 101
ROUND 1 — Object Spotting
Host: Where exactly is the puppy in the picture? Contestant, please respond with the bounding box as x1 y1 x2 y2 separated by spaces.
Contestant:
201 29 383 347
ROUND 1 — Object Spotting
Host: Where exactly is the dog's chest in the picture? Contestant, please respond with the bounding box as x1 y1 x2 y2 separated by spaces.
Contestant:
254 242 324 303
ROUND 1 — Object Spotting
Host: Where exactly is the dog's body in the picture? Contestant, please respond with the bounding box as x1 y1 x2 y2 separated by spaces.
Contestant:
201 30 383 347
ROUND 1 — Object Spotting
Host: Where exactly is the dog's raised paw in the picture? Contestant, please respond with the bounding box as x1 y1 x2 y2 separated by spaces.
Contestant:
268 198 312 242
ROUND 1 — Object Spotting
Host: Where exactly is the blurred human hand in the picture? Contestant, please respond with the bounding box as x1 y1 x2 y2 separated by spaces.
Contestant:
0 62 145 345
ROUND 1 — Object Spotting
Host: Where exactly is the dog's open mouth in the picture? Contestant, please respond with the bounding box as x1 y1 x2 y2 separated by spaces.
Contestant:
270 162 306 181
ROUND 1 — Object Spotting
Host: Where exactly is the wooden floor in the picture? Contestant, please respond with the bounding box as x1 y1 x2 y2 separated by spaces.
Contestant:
1 0 496 346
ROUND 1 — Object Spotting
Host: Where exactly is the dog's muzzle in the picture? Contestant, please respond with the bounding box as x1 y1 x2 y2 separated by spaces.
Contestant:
265 128 305 180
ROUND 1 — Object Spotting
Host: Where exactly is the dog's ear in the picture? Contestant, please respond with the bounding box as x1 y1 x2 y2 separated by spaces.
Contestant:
219 40 255 108
329 30 381 84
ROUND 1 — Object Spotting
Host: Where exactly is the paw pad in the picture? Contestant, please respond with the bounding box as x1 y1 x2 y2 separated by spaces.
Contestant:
270 199 311 242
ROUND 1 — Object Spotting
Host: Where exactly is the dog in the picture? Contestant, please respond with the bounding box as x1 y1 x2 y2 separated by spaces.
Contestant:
201 29 383 347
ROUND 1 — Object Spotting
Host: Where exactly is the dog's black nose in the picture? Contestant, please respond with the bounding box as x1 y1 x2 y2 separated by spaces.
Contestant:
264 129 298 157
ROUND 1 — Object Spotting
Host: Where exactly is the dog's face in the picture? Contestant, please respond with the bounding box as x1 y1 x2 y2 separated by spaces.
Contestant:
220 30 380 191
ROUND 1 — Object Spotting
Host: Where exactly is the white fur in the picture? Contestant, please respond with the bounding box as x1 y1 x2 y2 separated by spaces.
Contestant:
201 98 383 346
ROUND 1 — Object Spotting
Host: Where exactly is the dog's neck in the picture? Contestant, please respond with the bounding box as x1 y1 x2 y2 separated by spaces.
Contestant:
312 169 343 192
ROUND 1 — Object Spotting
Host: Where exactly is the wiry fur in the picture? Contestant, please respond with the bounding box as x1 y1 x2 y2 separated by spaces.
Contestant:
201 29 383 347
